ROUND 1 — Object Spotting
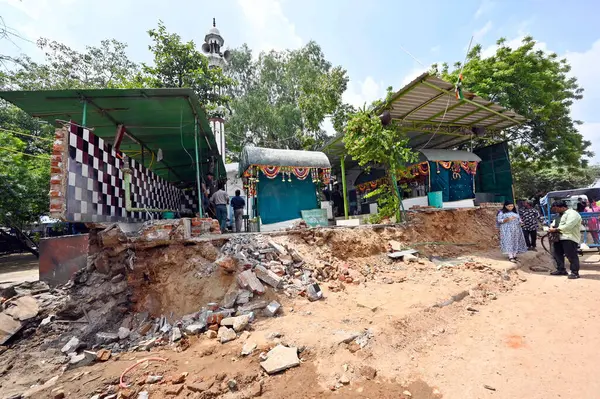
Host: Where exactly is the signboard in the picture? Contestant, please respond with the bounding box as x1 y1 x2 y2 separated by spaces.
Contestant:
301 209 328 227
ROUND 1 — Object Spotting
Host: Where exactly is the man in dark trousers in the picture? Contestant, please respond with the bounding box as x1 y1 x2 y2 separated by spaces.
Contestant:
549 200 582 279
230 190 246 233
210 182 229 233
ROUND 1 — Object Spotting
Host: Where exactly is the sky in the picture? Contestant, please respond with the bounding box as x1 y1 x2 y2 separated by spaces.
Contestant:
1 0 600 163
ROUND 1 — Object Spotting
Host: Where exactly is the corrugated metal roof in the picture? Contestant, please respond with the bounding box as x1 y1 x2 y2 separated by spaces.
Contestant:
417 149 482 162
0 88 225 183
239 146 331 175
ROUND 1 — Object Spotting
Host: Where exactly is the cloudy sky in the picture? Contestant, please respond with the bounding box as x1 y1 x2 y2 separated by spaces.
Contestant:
1 0 599 162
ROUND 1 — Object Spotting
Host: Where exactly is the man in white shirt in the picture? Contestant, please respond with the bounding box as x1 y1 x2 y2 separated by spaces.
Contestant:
210 182 229 233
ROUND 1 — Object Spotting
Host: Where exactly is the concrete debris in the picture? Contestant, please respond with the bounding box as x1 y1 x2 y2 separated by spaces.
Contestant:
237 270 266 295
221 314 251 332
118 327 131 340
145 375 163 384
254 265 283 288
4 295 39 321
171 327 182 342
185 324 205 334
241 341 257 356
263 301 282 317
205 330 218 339
306 283 323 301
218 326 237 343
339 374 351 385
61 336 80 353
96 332 119 344
388 249 418 260
40 315 54 327
260 344 300 374
68 350 96 368
215 255 238 273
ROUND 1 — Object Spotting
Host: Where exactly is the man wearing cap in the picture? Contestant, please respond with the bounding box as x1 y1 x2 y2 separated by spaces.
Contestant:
548 200 582 279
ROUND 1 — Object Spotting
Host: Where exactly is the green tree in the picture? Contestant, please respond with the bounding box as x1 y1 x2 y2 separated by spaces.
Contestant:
435 36 590 169
133 21 233 115
514 165 600 198
6 38 138 90
343 88 417 222
225 41 348 157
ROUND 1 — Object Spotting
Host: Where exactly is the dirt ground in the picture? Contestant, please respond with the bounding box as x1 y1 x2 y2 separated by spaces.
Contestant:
0 253 39 285
3 209 600 398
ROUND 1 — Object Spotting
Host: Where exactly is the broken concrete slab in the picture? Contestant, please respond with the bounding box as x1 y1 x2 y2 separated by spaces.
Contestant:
218 326 237 343
236 270 265 295
221 286 239 309
118 327 130 340
241 341 257 356
388 249 419 259
263 301 281 317
171 327 182 342
269 240 288 256
237 300 269 314
236 290 252 305
4 295 39 321
0 312 22 346
260 345 300 374
221 314 251 332
306 283 323 301
185 324 205 334
254 265 283 288
96 332 119 344
68 350 96 369
61 336 80 354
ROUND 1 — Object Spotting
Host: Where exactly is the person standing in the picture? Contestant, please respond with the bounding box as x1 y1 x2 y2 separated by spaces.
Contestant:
497 201 528 262
230 190 246 233
519 200 540 251
549 200 582 279
585 197 600 244
202 172 217 218
210 182 229 233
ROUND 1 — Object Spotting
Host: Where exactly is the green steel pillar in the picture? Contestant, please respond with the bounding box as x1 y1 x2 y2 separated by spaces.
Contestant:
340 155 349 219
194 118 204 218
82 101 88 127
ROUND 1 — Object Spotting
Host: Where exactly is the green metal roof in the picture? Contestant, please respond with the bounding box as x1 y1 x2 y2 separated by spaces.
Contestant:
0 88 225 184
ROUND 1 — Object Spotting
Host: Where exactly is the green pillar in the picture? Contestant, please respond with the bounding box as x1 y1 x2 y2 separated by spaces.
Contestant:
340 155 349 219
194 118 204 218
82 101 88 127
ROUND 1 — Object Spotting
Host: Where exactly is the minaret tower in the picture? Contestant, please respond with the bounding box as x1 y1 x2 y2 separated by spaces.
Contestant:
202 18 230 164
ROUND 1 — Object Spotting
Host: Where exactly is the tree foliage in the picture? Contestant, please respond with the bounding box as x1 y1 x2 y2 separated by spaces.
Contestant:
6 38 138 90
514 165 600 199
225 41 348 157
343 88 417 221
131 21 233 115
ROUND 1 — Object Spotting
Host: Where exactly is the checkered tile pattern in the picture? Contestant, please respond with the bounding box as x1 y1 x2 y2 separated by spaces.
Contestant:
65 124 186 223
182 190 200 213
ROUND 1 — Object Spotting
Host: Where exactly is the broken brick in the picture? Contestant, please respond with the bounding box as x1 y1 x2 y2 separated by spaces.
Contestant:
236 270 265 295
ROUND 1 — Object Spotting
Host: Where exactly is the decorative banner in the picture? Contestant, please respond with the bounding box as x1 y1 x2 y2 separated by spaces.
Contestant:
241 164 332 196
356 177 389 194
293 167 310 180
259 165 281 179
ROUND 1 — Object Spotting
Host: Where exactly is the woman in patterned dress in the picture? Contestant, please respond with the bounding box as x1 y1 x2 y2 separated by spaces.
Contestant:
497 201 528 262
585 198 600 244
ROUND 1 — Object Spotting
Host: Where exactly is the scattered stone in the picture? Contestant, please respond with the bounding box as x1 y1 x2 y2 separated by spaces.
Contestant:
348 341 361 353
417 259 426 265
403 390 412 397
118 327 131 340
236 290 252 305
171 327 182 342
228 379 238 392
238 300 269 313
145 375 163 384
360 365 377 380
61 337 80 354
166 385 184 395
172 372 188 384
96 348 111 362
263 301 281 317
96 332 119 344
53 390 65 399
222 287 239 308
119 389 135 399
218 326 237 343
205 330 218 339
269 239 288 256
68 350 96 368
40 315 54 327
248 381 263 397
4 295 39 321
236 270 266 295
185 324 205 335
403 254 418 263
241 341 257 356
260 344 300 374
254 265 283 288
306 283 323 301
339 374 350 385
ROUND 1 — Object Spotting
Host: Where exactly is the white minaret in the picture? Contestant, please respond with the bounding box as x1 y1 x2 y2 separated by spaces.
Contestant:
202 18 230 164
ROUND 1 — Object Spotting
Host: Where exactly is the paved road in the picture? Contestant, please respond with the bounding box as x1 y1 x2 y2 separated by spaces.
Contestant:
0 253 39 285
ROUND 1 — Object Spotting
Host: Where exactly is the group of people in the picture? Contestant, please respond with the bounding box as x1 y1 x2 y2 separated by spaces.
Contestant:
201 172 246 234
497 198 598 280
